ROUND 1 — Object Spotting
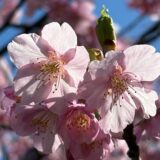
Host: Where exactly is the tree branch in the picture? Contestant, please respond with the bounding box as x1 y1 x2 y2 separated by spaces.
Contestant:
0 14 48 57
134 20 160 44
118 14 145 37
0 0 26 32
66 150 75 160
0 124 12 130
123 124 140 160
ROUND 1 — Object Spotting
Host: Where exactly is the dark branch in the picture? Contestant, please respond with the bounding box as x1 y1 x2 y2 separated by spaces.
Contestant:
0 124 12 130
134 20 160 44
0 0 26 32
20 148 46 160
10 24 31 29
0 14 48 57
66 150 75 160
123 124 140 160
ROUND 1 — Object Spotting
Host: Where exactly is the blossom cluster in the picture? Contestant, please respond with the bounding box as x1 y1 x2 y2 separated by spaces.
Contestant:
0 0 98 48
26 0 98 48
0 0 19 26
1 21 160 160
128 0 160 18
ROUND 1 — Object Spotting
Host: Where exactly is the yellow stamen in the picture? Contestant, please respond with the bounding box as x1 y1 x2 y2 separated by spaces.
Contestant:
66 110 91 131
36 52 65 92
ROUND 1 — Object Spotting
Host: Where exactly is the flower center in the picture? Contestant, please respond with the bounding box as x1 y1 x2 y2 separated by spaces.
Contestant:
36 52 65 92
66 110 91 131
110 65 127 95
40 61 62 74
111 69 127 95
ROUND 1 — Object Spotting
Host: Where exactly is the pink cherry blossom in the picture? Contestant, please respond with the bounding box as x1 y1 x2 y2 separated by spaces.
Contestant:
59 104 99 145
10 103 61 153
110 140 129 160
0 86 19 114
45 144 67 160
128 0 160 18
7 22 89 105
0 87 14 125
0 0 19 27
0 58 12 87
69 130 111 160
78 45 160 133
134 99 160 139
58 103 111 160
25 0 98 47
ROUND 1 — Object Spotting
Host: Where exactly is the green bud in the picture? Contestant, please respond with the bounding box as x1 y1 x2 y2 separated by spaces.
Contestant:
96 6 116 53
87 48 104 61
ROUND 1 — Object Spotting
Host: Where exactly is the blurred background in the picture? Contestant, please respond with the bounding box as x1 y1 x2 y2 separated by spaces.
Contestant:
0 0 159 159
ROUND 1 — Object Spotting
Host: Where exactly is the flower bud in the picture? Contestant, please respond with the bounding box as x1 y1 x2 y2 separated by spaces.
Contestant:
87 48 104 61
96 6 116 52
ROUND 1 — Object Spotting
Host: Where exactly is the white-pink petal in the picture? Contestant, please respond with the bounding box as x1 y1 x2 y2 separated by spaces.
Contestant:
103 91 137 133
65 46 89 87
14 63 52 104
7 33 46 68
129 87 158 118
124 45 160 81
41 22 77 54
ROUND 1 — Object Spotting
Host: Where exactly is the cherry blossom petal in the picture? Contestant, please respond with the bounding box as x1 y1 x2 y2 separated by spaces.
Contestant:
32 125 60 154
10 104 58 153
7 33 46 68
83 51 124 82
70 130 110 160
0 87 16 113
61 48 75 64
78 80 106 112
59 108 100 146
101 92 137 133
60 22 77 52
46 79 76 114
87 60 107 81
124 45 160 81
10 104 49 136
0 88 5 103
51 144 67 160
129 87 158 118
14 63 52 104
135 111 160 139
1 96 15 112
41 22 77 54
65 46 89 87
36 37 55 56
